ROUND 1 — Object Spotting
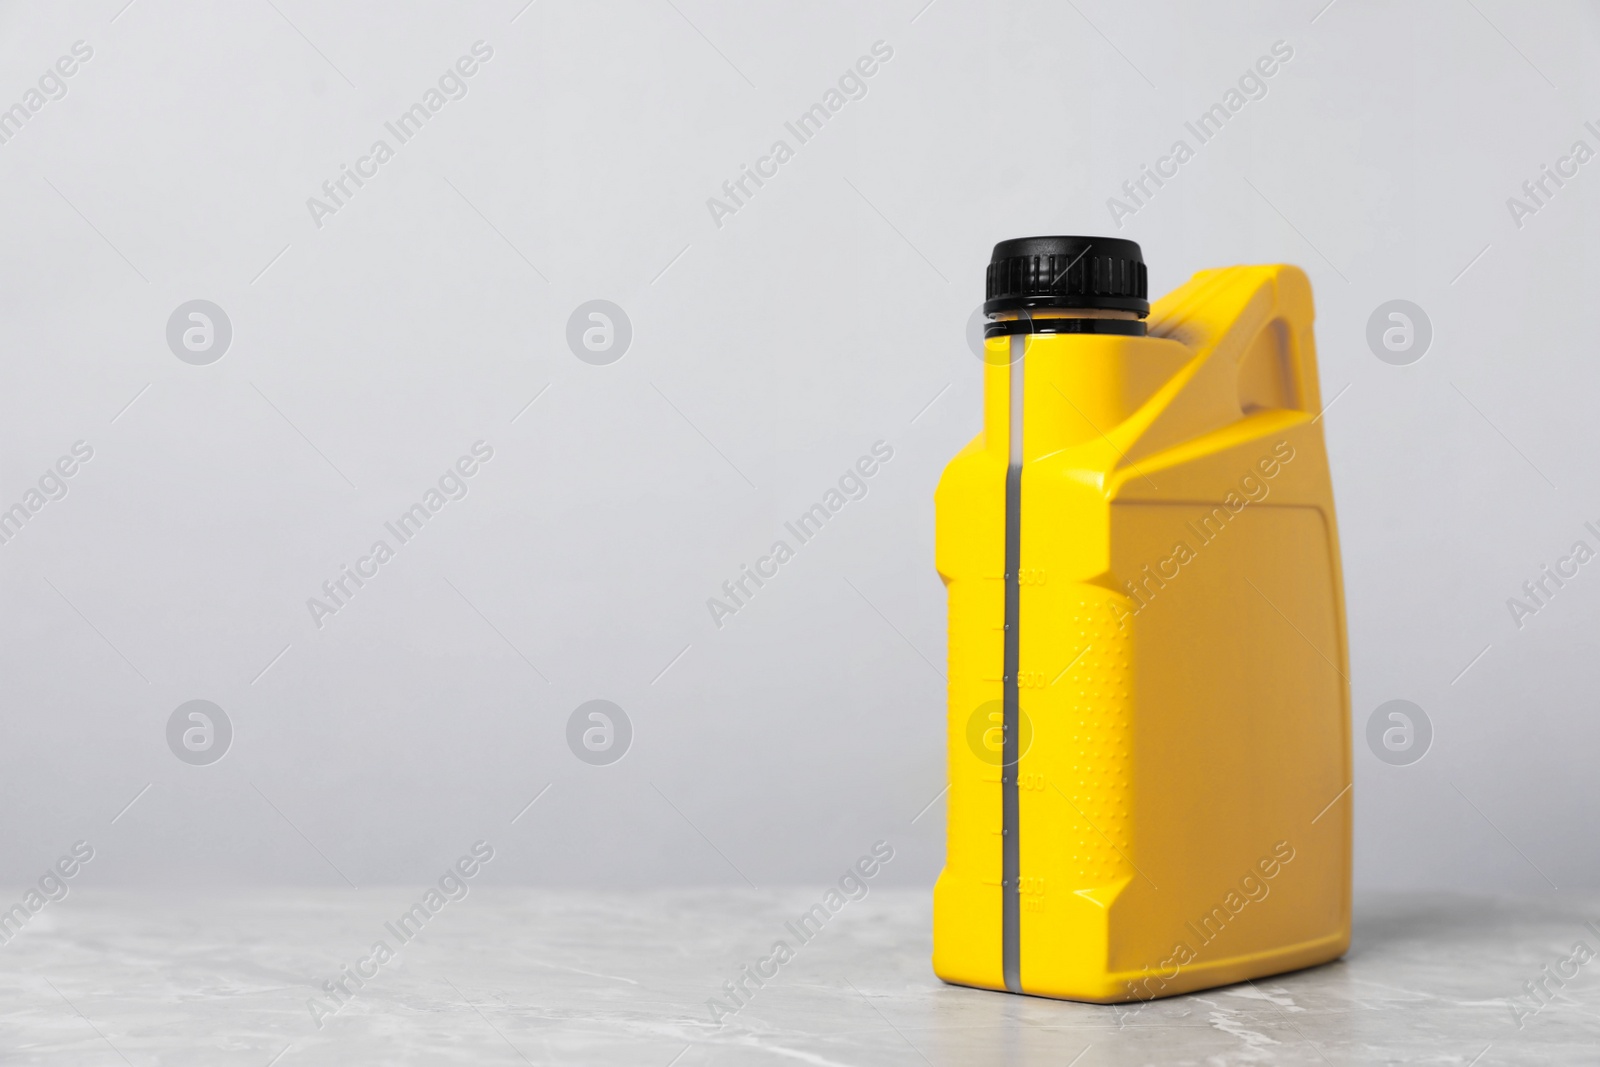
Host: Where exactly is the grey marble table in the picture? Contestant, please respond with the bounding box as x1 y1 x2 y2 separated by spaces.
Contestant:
0 888 1594 1065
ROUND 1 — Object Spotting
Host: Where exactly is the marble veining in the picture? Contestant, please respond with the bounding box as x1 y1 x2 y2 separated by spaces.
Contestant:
0 889 1594 1064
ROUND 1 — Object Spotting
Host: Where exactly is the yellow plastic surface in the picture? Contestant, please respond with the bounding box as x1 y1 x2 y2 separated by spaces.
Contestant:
933 265 1351 1002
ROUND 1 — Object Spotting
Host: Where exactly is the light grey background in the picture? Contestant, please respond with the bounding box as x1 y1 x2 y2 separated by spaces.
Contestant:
0 0 1594 896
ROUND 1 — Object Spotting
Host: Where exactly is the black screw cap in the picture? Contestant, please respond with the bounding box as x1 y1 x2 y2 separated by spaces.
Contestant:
985 236 1148 316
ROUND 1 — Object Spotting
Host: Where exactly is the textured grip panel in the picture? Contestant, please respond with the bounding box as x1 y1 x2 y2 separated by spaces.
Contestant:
1057 593 1134 887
